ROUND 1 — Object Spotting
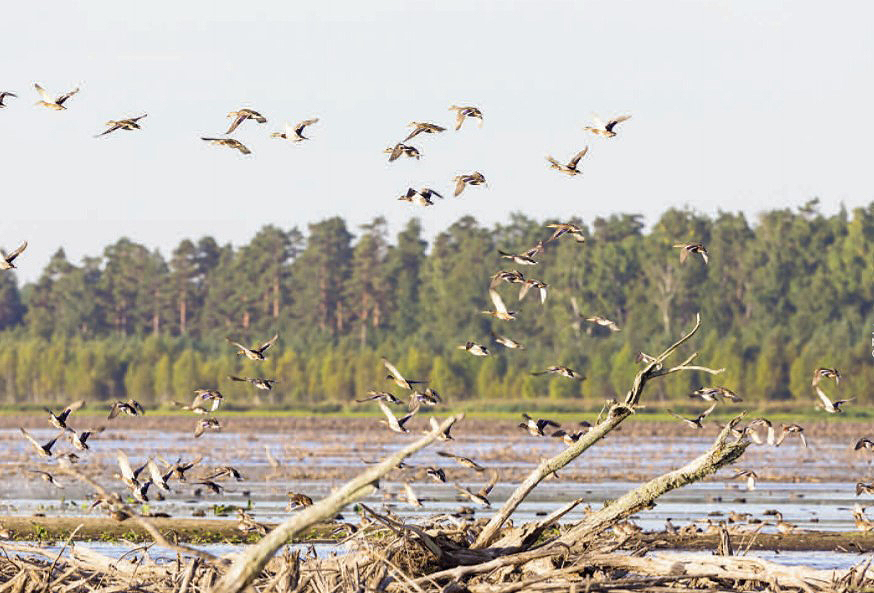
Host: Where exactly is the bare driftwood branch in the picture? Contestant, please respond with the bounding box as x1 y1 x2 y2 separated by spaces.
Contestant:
473 314 721 549
560 416 748 545
212 414 463 593
580 551 840 592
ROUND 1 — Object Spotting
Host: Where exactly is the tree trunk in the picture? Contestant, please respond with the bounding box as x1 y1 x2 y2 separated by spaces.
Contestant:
179 292 187 335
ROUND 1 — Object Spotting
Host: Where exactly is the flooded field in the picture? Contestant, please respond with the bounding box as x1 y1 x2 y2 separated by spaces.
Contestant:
2 414 873 569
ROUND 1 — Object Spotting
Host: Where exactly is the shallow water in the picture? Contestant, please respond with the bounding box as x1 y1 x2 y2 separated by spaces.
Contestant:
1 419 872 567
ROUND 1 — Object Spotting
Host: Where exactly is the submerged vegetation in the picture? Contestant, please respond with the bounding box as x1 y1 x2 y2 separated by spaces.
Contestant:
0 200 872 406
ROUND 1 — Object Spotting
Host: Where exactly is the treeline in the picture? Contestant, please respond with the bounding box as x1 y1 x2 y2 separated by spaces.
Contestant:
0 200 872 407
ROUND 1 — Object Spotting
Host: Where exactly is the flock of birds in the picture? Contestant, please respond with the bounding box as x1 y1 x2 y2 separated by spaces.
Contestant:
2 86 870 538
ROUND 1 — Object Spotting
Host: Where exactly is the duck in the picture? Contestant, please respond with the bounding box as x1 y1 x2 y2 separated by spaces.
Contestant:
204 466 244 482
426 467 446 483
812 367 841 386
815 386 852 413
427 416 454 441
667 404 716 429
437 450 485 472
108 399 145 419
404 122 446 142
546 147 588 175
44 399 84 431
0 91 16 107
491 332 524 350
33 83 79 110
410 388 442 408
856 483 874 496
855 438 874 452
193 480 224 495
382 357 428 391
1 241 27 270
453 171 487 197
772 512 797 534
377 400 416 433
673 242 709 264
454 471 497 506
449 105 483 130
398 187 441 207
356 391 403 405
116 450 145 489
546 223 586 243
853 504 873 532
384 143 421 161
228 376 278 391
271 118 318 142
731 470 757 491
194 417 222 438
519 413 560 437
531 365 585 381
690 387 741 403
287 492 314 510
29 470 62 488
584 114 631 138
585 315 621 332
68 427 103 451
158 455 202 482
226 334 279 361
458 341 489 356
775 423 807 448
497 245 540 266
225 108 267 134
403 482 423 507
19 428 60 458
482 289 516 321
551 429 586 446
201 137 251 154
747 418 776 445
95 114 147 137
518 279 548 303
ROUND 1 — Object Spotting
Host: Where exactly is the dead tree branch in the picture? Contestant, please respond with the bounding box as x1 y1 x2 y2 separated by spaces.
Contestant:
560 416 748 545
211 414 463 593
473 314 722 549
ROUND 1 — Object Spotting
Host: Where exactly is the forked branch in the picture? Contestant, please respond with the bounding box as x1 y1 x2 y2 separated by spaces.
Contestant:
473 314 721 549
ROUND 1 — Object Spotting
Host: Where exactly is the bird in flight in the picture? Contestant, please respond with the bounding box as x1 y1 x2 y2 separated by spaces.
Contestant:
95 114 147 137
226 108 267 134
584 113 631 138
674 243 709 264
271 118 319 142
668 404 716 429
202 137 252 154
404 122 446 142
547 147 588 176
226 334 279 361
34 83 79 110
0 91 17 107
385 143 421 162
482 288 516 321
1 241 27 270
449 105 483 130
453 171 487 197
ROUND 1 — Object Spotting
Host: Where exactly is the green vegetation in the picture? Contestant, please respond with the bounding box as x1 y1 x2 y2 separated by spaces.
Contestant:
0 201 871 407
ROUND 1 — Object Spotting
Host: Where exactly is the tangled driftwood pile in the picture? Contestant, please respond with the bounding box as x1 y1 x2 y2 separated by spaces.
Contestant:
3 317 873 593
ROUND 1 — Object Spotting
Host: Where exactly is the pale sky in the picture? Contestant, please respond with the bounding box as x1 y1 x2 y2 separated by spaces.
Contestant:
1 1 872 282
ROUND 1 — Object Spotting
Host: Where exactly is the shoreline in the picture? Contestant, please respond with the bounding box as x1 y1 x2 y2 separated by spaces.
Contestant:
2 516 873 552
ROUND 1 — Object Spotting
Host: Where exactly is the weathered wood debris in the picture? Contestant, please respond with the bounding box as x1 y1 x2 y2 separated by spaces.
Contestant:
3 317 873 593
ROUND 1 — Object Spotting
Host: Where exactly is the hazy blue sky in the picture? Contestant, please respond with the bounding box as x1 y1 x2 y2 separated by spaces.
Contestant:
2 1 872 282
